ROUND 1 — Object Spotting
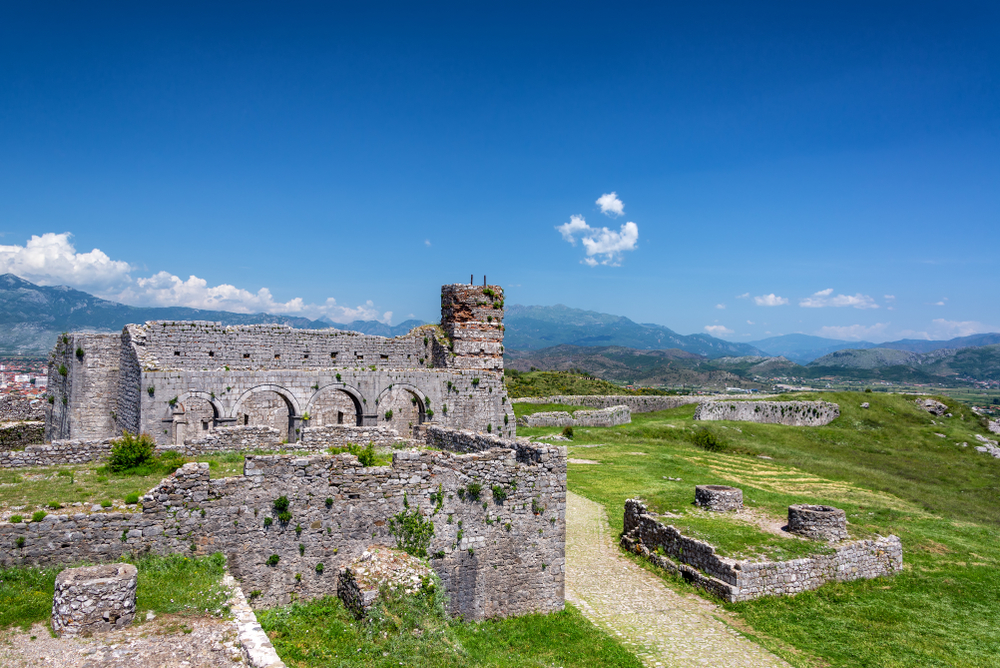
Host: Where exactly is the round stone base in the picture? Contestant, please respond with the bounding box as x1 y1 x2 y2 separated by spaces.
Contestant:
694 485 743 512
52 563 138 637
787 504 848 541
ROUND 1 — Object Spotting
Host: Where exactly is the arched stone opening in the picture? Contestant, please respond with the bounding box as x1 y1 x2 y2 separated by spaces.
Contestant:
234 386 299 441
171 395 220 445
307 386 363 427
377 385 425 432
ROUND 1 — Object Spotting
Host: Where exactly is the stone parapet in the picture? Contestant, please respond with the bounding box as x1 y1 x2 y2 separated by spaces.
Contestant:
300 424 408 448
518 406 631 428
694 400 840 426
622 499 901 602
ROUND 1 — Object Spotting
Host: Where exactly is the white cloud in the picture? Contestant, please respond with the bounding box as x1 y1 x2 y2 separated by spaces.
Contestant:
1 233 393 324
799 289 878 309
929 319 995 339
736 293 750 299
754 293 789 307
715 303 726 309
424 239 431 247
704 325 734 336
933 298 948 306
0 233 132 290
884 295 895 300
747 320 754 325
556 215 639 266
816 323 890 341
596 192 625 217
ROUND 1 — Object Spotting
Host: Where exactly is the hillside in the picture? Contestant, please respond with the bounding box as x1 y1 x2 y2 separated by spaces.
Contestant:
807 345 1000 382
505 304 765 358
752 332 1000 363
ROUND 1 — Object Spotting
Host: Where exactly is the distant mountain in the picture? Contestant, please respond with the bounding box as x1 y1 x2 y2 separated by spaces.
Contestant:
751 332 1000 363
505 304 766 359
807 344 1000 383
323 318 425 337
0 274 417 356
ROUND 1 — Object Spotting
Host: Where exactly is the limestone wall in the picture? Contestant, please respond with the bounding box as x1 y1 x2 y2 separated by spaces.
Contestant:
518 406 631 428
0 422 45 451
694 400 840 426
45 333 122 441
0 438 116 468
622 500 901 602
300 425 409 448
511 395 704 413
0 395 45 422
0 428 566 621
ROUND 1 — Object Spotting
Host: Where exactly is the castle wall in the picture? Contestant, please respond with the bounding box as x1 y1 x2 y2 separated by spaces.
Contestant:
511 395 704 412
621 500 901 602
0 395 45 422
518 406 631 428
45 333 121 441
0 422 45 451
693 400 840 426
0 429 566 621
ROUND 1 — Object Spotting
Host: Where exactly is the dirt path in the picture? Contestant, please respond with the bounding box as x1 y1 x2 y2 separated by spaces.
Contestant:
564 491 791 668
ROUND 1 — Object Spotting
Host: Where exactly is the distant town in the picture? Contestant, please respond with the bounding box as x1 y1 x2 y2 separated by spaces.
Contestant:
0 358 47 399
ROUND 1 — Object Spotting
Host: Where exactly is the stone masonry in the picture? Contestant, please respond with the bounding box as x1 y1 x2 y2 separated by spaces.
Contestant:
694 400 840 426
44 283 516 446
787 504 849 542
51 563 138 637
621 499 902 602
512 395 704 413
338 546 434 618
0 425 566 621
518 405 631 428
694 485 743 512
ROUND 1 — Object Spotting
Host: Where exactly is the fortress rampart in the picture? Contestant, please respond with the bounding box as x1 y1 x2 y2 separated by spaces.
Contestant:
45 283 515 445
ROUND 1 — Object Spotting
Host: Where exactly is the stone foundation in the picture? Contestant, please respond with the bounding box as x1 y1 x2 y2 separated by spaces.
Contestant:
694 485 743 511
787 504 848 541
51 563 138 637
622 499 901 602
694 400 840 426
338 546 434 618
518 406 631 428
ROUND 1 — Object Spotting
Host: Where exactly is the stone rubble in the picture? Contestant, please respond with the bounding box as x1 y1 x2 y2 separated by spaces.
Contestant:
337 546 434 618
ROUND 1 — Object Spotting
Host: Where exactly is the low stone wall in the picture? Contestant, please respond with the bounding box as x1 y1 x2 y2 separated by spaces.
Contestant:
0 421 45 451
518 406 631 428
0 427 567 621
694 400 840 426
0 438 116 468
622 499 901 602
300 425 409 448
511 395 704 413
0 395 45 422
171 426 283 455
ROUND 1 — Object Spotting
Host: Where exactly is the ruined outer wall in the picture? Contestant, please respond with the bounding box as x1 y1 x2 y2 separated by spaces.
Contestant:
519 406 631 428
694 400 840 426
512 395 704 412
0 430 566 621
0 422 45 451
0 396 45 422
45 333 121 441
622 500 901 602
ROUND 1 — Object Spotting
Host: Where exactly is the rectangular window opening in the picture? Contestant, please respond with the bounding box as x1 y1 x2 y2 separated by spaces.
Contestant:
208 351 214 357
174 351 181 356
243 353 250 359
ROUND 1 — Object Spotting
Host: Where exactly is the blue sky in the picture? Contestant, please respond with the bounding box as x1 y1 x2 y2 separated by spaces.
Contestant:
1 2 997 343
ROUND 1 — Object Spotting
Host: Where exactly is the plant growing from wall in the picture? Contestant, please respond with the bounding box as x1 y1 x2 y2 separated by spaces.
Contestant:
384 410 393 420
58 364 68 377
532 498 545 515
426 409 434 419
147 385 155 397
315 562 324 573
274 496 292 524
388 494 435 558
75 347 84 359
16 537 26 548
465 482 482 501
492 485 507 503
31 511 47 522
472 378 480 387
266 554 280 567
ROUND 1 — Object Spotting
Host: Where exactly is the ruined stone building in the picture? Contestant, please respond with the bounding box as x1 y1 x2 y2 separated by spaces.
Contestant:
45 283 514 444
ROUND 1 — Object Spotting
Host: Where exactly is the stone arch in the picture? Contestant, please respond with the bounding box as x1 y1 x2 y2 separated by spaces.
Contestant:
306 384 364 427
170 391 223 445
376 383 426 431
232 384 301 440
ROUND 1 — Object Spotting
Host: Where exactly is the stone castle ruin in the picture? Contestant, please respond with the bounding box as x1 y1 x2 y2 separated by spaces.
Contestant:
45 283 514 445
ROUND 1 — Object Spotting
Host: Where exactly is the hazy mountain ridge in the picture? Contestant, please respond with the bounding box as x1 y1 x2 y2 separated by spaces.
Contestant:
751 332 1000 363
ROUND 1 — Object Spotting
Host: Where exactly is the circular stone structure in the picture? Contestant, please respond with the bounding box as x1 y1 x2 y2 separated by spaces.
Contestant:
52 563 138 637
787 504 848 541
694 485 743 512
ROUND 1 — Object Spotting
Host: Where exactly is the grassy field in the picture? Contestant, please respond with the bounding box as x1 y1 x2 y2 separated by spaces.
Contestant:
0 552 230 632
258 589 643 668
0 452 246 518
519 390 1000 667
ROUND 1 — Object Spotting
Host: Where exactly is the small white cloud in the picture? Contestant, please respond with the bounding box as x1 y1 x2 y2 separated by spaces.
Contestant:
754 293 789 307
747 320 754 325
799 289 878 309
556 215 639 266
424 239 431 247
704 325 735 336
0 232 133 290
596 192 624 217
816 323 889 341
929 319 994 338
736 293 750 299
715 304 726 309
884 295 896 300
933 299 947 306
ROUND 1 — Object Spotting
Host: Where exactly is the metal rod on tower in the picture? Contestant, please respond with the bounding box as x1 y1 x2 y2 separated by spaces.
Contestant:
470 274 473 285
483 275 486 286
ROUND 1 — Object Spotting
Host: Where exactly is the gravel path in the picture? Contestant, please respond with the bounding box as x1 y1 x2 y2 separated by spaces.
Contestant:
564 491 791 668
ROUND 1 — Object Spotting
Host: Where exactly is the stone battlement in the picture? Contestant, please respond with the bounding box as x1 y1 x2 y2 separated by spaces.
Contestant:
694 400 840 426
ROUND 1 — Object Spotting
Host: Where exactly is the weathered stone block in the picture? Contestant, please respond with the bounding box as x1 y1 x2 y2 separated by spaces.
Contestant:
51 563 138 637
338 546 434 618
787 504 848 542
694 485 743 511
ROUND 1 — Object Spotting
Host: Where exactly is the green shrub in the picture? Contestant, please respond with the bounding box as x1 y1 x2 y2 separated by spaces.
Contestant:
266 554 280 567
492 485 507 503
47 500 60 510
325 497 333 508
9 515 22 523
562 426 574 439
348 442 376 467
57 364 68 377
107 432 156 473
124 492 140 505
273 496 290 511
15 537 25 548
100 500 112 508
315 562 324 573
264 517 273 526
691 427 726 452
31 511 47 522
465 482 482 501
389 498 435 558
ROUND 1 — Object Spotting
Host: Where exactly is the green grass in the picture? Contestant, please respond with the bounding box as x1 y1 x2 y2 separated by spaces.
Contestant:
556 390 1000 666
0 552 230 631
258 588 643 668
0 453 245 513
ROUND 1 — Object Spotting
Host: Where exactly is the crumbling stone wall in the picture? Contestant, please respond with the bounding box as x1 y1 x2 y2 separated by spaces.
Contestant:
0 422 45 451
694 400 840 426
0 395 45 422
512 395 704 413
518 406 631 428
45 333 122 441
622 500 901 602
0 427 566 621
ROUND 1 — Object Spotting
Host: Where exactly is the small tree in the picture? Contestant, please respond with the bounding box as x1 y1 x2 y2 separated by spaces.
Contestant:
108 432 156 472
